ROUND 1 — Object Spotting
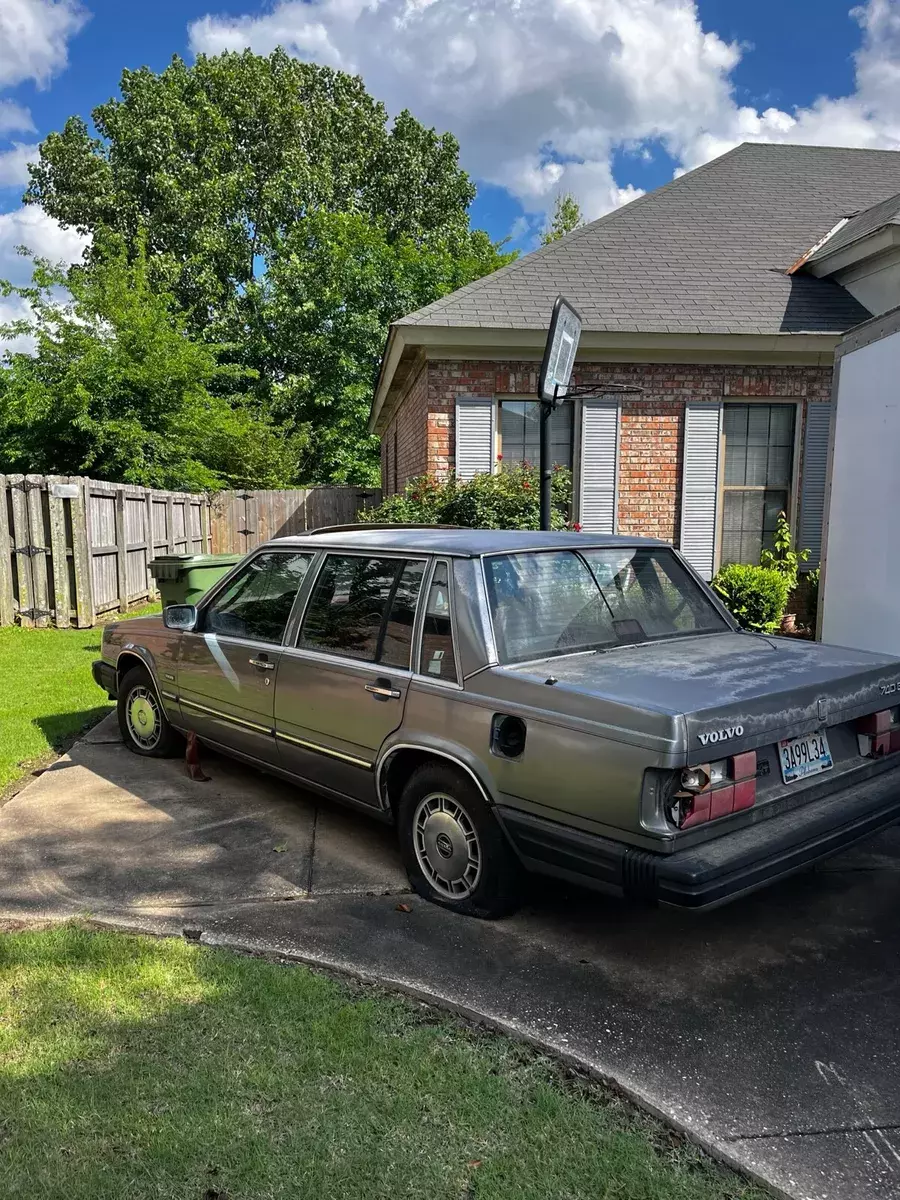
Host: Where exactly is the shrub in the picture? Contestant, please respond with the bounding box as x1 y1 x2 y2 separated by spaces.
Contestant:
361 463 574 530
711 563 792 633
806 567 820 622
759 511 810 592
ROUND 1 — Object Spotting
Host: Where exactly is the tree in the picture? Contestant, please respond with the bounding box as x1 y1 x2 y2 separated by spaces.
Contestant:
541 193 585 245
25 51 514 482
0 238 305 491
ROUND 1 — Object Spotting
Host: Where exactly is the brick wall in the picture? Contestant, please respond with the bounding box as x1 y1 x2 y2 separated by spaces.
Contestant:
381 361 428 489
383 357 833 543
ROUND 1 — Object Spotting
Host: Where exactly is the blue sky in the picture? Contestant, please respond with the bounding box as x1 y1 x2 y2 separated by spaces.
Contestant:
1 0 898 282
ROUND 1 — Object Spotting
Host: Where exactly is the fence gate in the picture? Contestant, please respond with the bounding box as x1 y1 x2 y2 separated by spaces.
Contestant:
0 474 89 629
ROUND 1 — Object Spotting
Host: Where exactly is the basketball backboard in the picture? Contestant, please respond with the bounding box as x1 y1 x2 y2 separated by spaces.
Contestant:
538 295 582 405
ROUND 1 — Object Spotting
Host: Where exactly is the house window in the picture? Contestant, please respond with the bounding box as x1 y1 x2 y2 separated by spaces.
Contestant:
721 403 796 565
498 400 573 469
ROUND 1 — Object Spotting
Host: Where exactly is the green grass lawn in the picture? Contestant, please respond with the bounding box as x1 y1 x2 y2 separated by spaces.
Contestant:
0 925 767 1200
0 606 160 792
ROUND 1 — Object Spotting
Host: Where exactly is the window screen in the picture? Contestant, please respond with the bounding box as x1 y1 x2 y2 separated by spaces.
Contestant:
299 555 424 667
418 561 458 682
499 400 573 468
203 552 312 644
722 403 796 565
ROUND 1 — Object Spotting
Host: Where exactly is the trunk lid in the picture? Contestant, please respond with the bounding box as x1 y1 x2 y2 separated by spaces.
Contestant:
505 632 900 760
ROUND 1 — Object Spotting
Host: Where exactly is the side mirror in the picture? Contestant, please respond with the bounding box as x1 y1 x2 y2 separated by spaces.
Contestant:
164 604 198 632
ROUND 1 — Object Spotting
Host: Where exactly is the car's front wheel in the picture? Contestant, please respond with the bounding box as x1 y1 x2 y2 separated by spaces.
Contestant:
397 762 522 918
117 665 183 758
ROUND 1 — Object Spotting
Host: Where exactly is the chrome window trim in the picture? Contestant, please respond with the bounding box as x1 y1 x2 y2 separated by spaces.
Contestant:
277 643 415 679
293 551 429 669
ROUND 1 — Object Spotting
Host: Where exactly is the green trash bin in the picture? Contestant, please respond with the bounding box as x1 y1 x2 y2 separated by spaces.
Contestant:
148 553 243 609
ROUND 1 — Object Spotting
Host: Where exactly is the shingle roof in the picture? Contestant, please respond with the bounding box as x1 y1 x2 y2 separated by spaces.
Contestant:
808 189 900 261
399 143 900 336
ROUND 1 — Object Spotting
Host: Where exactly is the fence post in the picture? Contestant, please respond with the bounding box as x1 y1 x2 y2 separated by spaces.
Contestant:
71 477 95 627
25 476 50 628
200 496 211 553
143 490 155 597
114 486 129 613
165 495 175 554
0 476 14 627
8 476 34 628
46 475 71 629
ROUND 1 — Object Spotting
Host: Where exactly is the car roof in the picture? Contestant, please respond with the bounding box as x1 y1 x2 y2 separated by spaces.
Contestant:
262 527 669 557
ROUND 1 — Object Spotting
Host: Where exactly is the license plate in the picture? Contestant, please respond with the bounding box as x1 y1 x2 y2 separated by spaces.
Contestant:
779 730 833 784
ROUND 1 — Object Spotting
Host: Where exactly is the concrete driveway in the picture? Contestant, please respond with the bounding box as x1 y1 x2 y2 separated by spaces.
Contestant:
2 716 900 1200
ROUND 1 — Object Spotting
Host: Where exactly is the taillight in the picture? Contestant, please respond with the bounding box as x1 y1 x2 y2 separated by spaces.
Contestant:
667 751 757 830
857 708 900 757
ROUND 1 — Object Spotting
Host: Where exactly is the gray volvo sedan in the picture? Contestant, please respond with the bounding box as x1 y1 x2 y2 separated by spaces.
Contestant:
93 528 900 917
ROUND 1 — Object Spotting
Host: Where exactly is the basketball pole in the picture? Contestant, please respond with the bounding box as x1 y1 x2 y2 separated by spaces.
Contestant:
539 390 555 532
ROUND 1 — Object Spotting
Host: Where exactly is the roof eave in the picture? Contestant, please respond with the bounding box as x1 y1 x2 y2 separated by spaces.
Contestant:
369 325 843 436
807 224 900 277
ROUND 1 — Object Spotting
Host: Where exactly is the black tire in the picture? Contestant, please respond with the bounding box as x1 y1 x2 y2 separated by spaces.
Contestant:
117 665 183 758
397 762 522 919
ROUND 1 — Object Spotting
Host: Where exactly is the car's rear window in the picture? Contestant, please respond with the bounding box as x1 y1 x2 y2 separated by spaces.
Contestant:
484 547 728 665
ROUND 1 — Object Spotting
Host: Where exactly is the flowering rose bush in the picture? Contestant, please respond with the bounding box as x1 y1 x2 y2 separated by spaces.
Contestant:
361 461 573 530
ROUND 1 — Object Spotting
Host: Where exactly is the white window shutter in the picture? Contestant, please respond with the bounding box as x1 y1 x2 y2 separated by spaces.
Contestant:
455 398 495 480
578 400 620 532
680 402 722 580
797 402 831 570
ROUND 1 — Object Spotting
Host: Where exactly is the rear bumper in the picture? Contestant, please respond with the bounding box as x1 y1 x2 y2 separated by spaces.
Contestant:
92 659 118 698
498 765 900 909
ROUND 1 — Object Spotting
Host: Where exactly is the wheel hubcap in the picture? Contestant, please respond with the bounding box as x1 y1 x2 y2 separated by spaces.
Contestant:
127 687 161 750
413 793 481 900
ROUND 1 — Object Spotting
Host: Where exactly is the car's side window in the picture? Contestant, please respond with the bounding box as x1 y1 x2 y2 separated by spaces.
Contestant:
380 560 427 668
418 561 458 682
299 555 425 667
202 552 313 644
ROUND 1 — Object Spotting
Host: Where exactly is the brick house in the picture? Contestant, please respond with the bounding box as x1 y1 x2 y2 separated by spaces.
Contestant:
369 142 900 581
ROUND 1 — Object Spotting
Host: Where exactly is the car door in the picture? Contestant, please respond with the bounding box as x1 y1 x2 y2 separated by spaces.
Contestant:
177 549 314 763
274 553 427 804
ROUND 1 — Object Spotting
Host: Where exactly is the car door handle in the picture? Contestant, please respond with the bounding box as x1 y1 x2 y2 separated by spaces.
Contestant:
365 680 401 700
248 656 276 670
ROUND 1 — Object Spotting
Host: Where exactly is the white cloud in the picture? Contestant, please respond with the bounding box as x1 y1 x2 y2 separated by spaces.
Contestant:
0 100 35 136
189 0 900 221
0 290 37 354
0 206 87 353
0 0 88 90
0 205 87 283
0 141 39 187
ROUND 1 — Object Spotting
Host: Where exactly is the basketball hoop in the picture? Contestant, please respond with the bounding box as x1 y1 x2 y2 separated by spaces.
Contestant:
538 296 582 406
536 294 641 530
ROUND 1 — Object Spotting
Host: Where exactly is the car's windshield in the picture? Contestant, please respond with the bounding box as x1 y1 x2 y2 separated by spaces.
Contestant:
484 547 729 665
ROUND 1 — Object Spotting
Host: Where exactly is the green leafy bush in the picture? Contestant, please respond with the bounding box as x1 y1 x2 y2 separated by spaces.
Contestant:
806 567 820 623
711 563 791 633
361 463 573 530
759 511 810 591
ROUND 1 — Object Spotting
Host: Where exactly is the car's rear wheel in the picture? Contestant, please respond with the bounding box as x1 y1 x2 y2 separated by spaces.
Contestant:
117 665 182 758
397 762 521 918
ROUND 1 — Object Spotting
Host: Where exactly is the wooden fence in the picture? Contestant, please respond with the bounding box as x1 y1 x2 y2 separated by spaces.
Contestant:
0 474 210 628
0 476 381 628
209 487 381 555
